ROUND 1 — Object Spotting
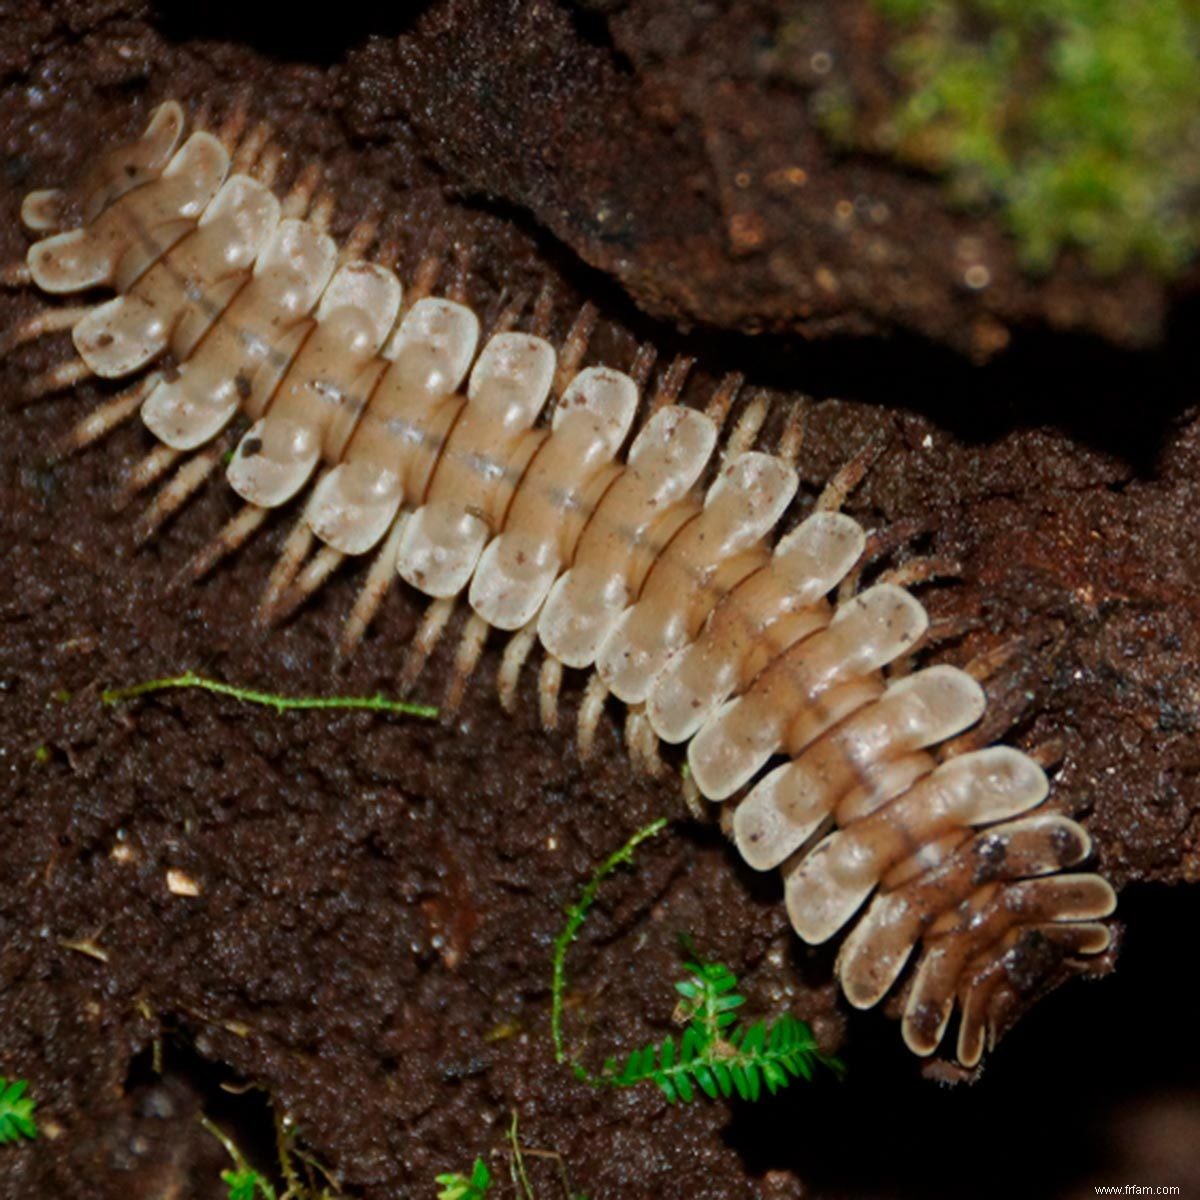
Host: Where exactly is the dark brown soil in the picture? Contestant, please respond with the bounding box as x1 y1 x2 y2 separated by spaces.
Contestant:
1 4 1198 1199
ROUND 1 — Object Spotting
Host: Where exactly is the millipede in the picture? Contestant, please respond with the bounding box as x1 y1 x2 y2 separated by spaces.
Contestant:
0 99 1117 1069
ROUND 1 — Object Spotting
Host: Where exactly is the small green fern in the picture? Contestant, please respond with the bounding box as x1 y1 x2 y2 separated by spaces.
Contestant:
604 958 839 1103
551 825 842 1104
435 1158 492 1200
0 1077 37 1144
604 960 840 1099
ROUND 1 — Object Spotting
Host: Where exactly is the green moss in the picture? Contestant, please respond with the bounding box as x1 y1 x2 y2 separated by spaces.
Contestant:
846 0 1200 274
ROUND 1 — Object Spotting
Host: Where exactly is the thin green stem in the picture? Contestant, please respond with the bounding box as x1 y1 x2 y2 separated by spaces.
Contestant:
275 1111 303 1200
550 817 668 1069
507 1111 535 1200
101 671 438 721
199 1114 278 1200
199 1113 249 1171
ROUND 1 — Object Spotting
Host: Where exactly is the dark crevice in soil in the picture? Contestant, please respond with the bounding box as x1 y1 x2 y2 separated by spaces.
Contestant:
152 1 422 65
450 186 1198 476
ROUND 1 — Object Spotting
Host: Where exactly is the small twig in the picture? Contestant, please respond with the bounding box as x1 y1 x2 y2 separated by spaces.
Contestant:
57 936 109 963
101 670 439 720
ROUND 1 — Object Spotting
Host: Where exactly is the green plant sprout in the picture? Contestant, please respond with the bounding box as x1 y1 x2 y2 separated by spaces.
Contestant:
0 1077 37 1144
202 1114 277 1200
551 823 841 1103
202 1109 343 1200
223 1166 275 1200
437 1113 586 1200
606 957 840 1103
102 671 438 720
822 0 1200 275
436 1158 493 1200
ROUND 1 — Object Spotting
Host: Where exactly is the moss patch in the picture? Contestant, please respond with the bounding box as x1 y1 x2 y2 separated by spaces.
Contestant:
822 0 1200 276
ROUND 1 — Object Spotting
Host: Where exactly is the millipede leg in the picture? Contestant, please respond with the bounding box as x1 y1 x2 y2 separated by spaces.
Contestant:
576 673 608 760
340 215 381 264
59 373 160 457
259 517 314 623
178 504 269 586
403 231 447 312
836 518 925 603
443 238 474 305
488 289 530 338
444 611 491 716
681 770 705 821
528 282 556 339
939 638 1051 760
1027 737 1067 771
703 372 744 436
817 436 887 513
622 708 665 778
928 613 981 646
401 596 456 694
0 304 92 358
230 121 271 173
134 438 229 544
552 302 598 400
252 142 283 188
647 353 695 417
190 99 214 134
624 708 646 774
307 190 337 233
217 98 250 154
265 545 346 628
722 389 769 461
497 620 539 713
889 613 980 679
281 162 323 221
373 237 403 274
876 556 962 592
538 655 563 732
628 343 658 392
634 709 665 778
938 690 1030 762
338 515 408 661
835 561 865 605
962 637 1025 685
23 358 93 403
776 400 807 466
115 444 182 509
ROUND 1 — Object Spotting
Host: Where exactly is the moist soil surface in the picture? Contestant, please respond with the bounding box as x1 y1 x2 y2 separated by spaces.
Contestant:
1 4 1199 1198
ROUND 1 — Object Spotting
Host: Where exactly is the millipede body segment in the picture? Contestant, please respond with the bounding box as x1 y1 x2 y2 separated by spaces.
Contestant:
3 101 1117 1068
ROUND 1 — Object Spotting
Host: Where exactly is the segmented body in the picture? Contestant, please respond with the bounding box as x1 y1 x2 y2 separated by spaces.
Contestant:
4 101 1116 1067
